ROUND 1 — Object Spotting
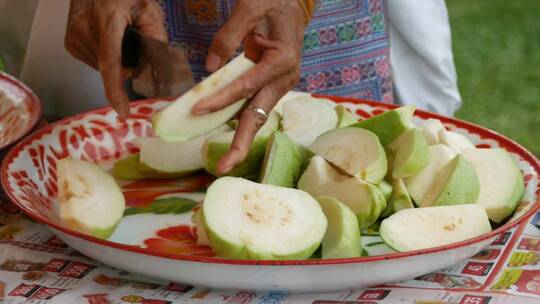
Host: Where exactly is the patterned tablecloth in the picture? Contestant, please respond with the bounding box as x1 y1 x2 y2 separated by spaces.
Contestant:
1 193 540 304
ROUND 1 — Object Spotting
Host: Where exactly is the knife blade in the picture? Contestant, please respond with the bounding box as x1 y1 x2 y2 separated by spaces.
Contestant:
121 25 194 99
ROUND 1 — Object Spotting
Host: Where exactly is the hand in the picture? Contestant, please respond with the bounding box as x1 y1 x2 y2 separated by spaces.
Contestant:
191 0 310 175
64 0 167 118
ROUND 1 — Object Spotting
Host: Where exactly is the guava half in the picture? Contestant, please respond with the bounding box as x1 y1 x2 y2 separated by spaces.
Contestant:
281 95 338 147
380 204 491 252
297 156 386 228
201 177 327 260
461 148 524 223
309 127 387 183
57 158 126 239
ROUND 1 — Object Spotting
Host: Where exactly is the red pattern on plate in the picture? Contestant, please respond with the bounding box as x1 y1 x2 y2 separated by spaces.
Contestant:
0 72 42 149
1 97 539 266
144 225 214 257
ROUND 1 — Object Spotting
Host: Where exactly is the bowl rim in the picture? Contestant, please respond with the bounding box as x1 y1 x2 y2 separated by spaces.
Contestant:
1 97 539 266
0 71 43 149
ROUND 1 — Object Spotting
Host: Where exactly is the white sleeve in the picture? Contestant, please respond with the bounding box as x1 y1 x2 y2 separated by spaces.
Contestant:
387 0 462 117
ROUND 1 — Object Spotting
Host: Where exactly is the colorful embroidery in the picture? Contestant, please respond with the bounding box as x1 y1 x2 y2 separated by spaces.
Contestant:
158 0 393 103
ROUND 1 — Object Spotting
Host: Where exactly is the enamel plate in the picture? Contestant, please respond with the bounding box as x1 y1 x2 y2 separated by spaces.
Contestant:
0 72 42 149
1 97 538 292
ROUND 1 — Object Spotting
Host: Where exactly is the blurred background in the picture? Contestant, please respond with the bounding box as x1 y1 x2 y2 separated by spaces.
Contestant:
448 0 539 156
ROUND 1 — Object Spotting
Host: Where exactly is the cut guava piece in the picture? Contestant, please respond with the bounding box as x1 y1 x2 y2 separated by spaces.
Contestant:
380 204 491 252
390 128 431 178
201 177 327 260
259 131 312 187
192 207 210 246
309 127 387 183
420 155 480 207
136 137 205 176
380 178 414 217
438 129 476 153
461 148 524 223
113 154 147 180
297 156 386 228
202 110 280 178
420 118 445 145
281 95 338 147
136 125 231 177
351 105 415 147
272 90 312 115
335 105 358 127
378 180 393 202
57 158 126 239
317 196 361 259
405 144 457 204
152 53 255 141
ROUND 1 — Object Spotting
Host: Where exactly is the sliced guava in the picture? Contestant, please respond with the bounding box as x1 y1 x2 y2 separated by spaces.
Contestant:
461 148 524 223
419 118 445 145
390 128 431 178
351 105 415 147
201 177 327 259
380 204 491 252
152 53 255 141
113 154 147 180
281 95 338 147
380 178 414 217
420 155 480 207
438 129 476 153
309 127 387 183
335 105 358 127
201 110 280 178
297 156 386 228
136 125 231 176
405 144 457 204
378 180 393 202
317 196 361 259
272 90 312 115
259 131 312 187
57 158 126 239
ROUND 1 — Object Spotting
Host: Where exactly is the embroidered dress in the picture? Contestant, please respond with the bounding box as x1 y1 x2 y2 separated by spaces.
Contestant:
158 0 393 103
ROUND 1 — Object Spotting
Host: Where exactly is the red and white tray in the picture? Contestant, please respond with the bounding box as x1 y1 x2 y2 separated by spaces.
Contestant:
1 97 538 292
0 72 42 150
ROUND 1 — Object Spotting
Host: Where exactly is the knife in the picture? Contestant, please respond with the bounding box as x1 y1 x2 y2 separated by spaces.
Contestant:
121 25 195 99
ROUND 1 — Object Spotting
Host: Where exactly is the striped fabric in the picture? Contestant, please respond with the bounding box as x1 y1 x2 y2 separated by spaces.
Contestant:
157 0 393 103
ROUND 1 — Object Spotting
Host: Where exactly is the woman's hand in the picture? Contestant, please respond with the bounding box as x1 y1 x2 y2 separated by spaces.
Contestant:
192 0 311 175
65 0 167 118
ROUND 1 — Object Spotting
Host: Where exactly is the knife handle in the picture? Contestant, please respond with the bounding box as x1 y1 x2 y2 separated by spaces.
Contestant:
121 25 141 68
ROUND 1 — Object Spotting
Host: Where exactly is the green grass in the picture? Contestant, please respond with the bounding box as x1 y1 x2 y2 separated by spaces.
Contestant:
448 0 540 156
0 56 5 72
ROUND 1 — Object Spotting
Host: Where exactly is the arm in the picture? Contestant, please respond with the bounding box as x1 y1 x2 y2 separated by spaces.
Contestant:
64 0 167 118
192 0 316 175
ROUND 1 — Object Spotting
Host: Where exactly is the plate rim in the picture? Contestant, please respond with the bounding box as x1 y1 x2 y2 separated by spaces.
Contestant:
0 71 43 149
2 97 539 266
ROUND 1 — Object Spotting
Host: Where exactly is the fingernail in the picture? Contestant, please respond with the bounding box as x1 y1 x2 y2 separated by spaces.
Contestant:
206 52 221 72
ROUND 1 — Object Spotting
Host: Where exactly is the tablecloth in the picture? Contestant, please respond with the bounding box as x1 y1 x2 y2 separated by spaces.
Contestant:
1 193 540 304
